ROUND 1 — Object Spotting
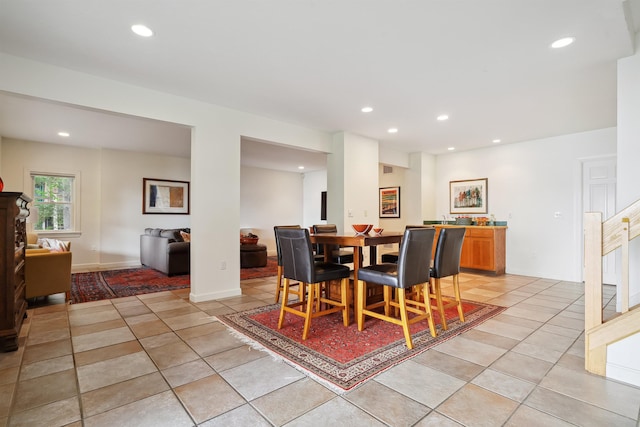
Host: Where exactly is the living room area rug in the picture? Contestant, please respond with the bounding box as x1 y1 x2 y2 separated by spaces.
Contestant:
240 256 278 280
71 268 190 304
218 299 506 392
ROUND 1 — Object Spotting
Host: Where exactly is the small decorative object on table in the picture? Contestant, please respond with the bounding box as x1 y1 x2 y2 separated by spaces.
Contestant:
352 224 373 235
0 176 3 192
240 232 259 245
373 227 383 235
475 216 489 226
455 216 472 225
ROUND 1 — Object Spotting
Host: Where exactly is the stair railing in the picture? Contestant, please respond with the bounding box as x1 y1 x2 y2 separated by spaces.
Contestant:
584 198 640 375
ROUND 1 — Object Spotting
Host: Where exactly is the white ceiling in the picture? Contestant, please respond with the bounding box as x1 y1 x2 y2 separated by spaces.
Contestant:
1 1 639 173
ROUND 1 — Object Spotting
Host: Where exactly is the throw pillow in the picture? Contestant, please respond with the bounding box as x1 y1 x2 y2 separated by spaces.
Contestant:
180 231 191 242
38 238 70 252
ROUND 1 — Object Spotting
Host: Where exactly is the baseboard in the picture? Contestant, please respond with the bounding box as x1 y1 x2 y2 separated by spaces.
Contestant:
72 261 141 273
190 288 241 303
606 362 640 388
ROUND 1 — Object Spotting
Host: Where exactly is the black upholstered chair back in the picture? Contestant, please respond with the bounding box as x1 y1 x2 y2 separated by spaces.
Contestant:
273 225 301 266
397 228 437 289
432 227 466 279
312 224 340 255
275 227 316 284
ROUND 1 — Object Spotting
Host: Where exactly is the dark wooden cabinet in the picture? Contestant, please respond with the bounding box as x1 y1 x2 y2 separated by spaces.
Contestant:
1 192 31 352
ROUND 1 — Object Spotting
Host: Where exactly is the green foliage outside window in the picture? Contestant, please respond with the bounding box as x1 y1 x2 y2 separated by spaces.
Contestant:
32 175 74 231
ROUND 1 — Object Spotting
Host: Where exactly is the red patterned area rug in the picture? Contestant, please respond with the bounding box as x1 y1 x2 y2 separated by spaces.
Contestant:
71 268 190 304
218 299 506 392
240 256 278 280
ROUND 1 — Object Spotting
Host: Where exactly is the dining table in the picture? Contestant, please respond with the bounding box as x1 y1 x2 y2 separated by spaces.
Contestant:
309 231 404 312
310 231 403 272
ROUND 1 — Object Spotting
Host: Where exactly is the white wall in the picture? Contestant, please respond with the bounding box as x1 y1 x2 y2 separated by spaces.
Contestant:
436 127 616 281
0 138 190 270
378 164 406 232
99 149 190 268
1 138 102 267
607 30 640 388
617 31 640 307
240 166 303 256
302 169 327 229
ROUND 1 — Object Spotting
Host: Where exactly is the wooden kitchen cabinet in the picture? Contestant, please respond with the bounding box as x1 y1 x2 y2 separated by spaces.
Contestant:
433 225 506 275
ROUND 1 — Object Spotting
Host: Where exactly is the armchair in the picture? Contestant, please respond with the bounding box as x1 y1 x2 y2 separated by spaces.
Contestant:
25 233 73 301
25 250 72 301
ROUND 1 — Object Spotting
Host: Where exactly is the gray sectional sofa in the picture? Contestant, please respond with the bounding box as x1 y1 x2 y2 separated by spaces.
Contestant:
140 228 190 276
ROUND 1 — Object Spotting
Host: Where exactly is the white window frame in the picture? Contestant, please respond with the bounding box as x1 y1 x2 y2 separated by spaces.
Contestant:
25 169 82 238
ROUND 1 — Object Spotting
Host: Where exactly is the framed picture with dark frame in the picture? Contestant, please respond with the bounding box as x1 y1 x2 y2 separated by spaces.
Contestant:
143 178 190 214
449 178 488 214
379 186 400 218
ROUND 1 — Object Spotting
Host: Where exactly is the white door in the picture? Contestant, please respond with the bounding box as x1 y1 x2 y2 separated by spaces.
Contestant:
583 157 617 284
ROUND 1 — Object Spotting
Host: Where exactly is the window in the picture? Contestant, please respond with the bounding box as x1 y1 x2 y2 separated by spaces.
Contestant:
31 173 76 232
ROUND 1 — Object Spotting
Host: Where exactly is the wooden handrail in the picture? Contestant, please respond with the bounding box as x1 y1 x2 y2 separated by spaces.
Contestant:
602 200 640 255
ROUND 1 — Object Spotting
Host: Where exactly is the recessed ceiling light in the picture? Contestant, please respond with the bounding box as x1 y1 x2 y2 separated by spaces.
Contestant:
131 24 153 37
551 37 574 48
361 106 373 113
298 166 305 170
57 131 70 137
437 114 449 121
388 128 398 134
447 147 455 151
492 139 501 143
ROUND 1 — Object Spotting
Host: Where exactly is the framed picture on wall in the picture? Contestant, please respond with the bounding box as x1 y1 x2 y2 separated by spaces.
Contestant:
379 186 400 218
143 178 190 214
449 178 488 214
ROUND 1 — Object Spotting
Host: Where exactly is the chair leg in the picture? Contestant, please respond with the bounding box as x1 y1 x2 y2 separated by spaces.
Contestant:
278 277 291 329
275 265 283 303
302 283 317 340
65 290 70 302
422 282 437 338
357 280 365 331
341 278 349 326
298 283 306 303
383 286 392 317
397 289 413 350
432 278 448 330
453 274 465 322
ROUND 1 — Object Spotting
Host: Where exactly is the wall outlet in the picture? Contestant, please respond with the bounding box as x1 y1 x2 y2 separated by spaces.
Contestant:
220 261 227 270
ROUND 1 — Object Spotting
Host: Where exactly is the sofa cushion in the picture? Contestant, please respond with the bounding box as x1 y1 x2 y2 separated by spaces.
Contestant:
180 231 191 242
146 228 163 237
160 229 182 242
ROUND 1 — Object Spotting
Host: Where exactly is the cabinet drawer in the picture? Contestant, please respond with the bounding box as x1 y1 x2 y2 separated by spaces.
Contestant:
466 228 494 238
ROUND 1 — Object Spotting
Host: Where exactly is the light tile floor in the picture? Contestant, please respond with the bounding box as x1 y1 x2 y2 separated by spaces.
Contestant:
1 273 639 426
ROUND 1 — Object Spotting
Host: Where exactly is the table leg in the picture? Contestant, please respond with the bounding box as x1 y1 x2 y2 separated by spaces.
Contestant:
369 246 377 264
352 246 361 323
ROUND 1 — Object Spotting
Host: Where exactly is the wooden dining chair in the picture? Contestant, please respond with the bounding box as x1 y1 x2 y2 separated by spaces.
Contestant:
429 227 466 330
273 225 306 303
275 227 351 340
356 227 437 349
